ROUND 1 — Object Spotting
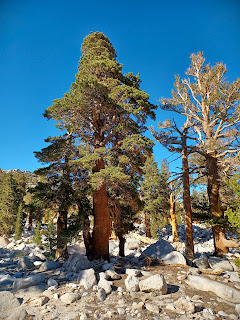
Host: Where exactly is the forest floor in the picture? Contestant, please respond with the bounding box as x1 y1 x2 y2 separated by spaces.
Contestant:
0 223 240 320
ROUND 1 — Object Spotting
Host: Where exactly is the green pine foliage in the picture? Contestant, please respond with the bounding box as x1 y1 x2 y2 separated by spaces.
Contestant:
32 221 42 245
14 203 24 240
44 31 156 194
0 172 18 236
140 156 170 237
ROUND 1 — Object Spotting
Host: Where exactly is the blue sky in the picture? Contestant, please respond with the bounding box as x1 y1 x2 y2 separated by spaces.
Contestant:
0 0 240 172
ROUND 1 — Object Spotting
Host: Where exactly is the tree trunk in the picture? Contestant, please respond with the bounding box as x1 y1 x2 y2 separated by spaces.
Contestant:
143 211 152 238
28 214 33 230
169 190 179 242
55 210 68 259
90 158 110 260
206 154 228 256
182 131 194 262
119 232 125 257
83 216 92 257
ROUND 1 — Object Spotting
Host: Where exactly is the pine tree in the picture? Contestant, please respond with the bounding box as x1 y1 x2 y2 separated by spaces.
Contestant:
32 221 42 245
44 32 156 260
14 202 24 240
0 172 18 236
160 52 240 255
140 156 169 238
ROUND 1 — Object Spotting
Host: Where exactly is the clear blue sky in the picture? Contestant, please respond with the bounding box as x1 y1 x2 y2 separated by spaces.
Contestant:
0 0 240 172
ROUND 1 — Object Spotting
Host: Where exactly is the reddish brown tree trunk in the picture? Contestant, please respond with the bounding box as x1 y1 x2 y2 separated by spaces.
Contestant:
206 154 228 256
119 232 125 257
55 210 68 259
143 211 152 238
182 131 194 262
169 190 179 242
90 158 110 260
28 214 33 230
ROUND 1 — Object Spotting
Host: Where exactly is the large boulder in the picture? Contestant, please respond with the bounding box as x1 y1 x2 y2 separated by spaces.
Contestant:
63 253 92 272
141 239 187 265
139 274 167 294
13 273 45 290
39 260 61 272
17 256 35 270
186 275 240 303
0 291 20 312
208 256 233 271
77 268 97 290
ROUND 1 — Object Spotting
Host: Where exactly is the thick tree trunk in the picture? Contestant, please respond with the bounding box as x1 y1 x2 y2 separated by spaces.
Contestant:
90 158 110 261
169 190 179 242
143 211 152 238
55 210 68 260
206 154 228 256
182 131 194 262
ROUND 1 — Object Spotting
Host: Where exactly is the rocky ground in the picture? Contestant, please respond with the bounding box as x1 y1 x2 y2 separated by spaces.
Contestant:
0 223 240 320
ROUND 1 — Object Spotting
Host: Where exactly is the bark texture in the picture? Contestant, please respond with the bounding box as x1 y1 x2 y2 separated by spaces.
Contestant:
169 190 179 242
56 209 68 259
206 154 228 256
182 130 194 262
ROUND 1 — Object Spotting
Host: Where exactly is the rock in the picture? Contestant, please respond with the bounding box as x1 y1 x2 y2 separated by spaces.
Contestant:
60 292 80 304
132 301 144 311
29 296 49 307
236 304 240 315
63 253 92 272
39 260 61 272
125 268 141 277
0 291 20 312
174 296 195 314
142 239 187 265
139 274 167 294
186 275 240 303
208 256 233 271
33 261 43 267
125 276 140 292
102 263 115 271
47 278 58 287
1 307 29 320
126 238 140 250
0 236 10 248
117 308 126 315
34 252 46 261
77 268 97 290
97 288 107 301
193 254 209 269
13 273 45 290
145 303 160 314
105 269 121 280
17 256 35 270
98 273 113 294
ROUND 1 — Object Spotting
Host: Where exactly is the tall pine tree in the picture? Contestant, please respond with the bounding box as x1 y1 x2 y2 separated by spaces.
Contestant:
45 32 156 260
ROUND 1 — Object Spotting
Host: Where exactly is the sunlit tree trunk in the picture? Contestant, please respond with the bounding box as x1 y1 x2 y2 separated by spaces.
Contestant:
90 158 110 260
182 130 194 262
206 153 228 256
169 189 179 242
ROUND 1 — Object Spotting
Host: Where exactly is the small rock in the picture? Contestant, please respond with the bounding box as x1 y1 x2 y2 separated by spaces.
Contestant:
117 308 126 315
125 268 141 277
78 268 97 290
60 292 80 304
98 274 112 294
105 269 121 280
174 296 195 314
0 236 10 248
97 288 106 301
48 278 58 287
145 303 159 314
125 276 140 292
39 260 61 272
139 274 167 294
193 254 209 269
29 296 49 307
